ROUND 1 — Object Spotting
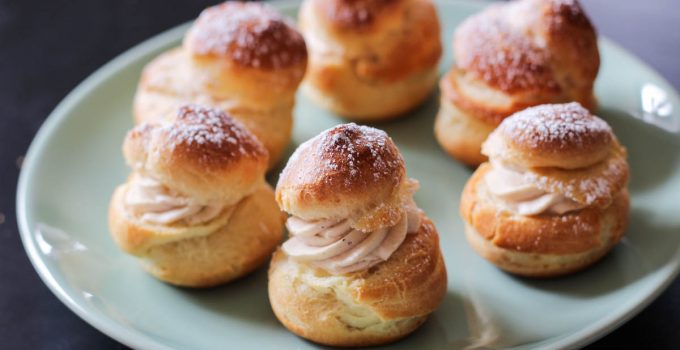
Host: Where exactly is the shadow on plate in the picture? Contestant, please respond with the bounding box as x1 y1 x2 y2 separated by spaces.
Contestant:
265 141 300 186
173 265 281 329
177 266 472 349
367 290 469 350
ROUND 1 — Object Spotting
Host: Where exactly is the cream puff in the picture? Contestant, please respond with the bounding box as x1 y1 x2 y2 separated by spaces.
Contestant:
134 1 307 169
299 0 442 120
435 0 600 166
460 103 629 277
268 123 447 346
109 104 285 287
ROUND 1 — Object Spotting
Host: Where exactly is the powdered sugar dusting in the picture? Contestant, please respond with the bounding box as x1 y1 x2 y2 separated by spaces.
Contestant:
550 0 580 12
319 123 401 184
484 103 627 208
499 102 611 150
324 0 396 29
186 2 306 69
280 123 404 190
455 4 559 93
526 151 628 206
164 104 262 158
454 0 595 94
548 0 589 25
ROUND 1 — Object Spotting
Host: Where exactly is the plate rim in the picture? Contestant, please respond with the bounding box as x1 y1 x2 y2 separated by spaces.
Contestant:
15 1 680 349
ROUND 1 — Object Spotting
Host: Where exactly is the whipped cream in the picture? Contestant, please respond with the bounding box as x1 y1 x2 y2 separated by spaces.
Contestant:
282 202 422 274
484 160 584 216
125 175 224 225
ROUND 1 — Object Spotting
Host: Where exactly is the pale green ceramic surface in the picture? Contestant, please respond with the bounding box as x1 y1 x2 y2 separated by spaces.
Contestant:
16 1 680 349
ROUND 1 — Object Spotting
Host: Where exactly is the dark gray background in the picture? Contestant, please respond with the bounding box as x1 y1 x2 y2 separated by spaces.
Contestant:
0 0 678 349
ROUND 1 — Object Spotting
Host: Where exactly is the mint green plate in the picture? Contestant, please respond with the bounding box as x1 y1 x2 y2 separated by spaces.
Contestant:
16 1 680 349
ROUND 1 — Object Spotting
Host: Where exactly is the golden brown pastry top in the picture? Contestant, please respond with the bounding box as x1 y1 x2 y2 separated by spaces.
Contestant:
454 0 598 95
184 1 307 70
487 103 613 169
276 123 414 231
316 0 402 30
124 104 268 204
300 0 441 83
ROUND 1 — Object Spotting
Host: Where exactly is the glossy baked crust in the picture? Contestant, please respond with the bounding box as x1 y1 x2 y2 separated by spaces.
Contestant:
276 123 413 232
299 0 441 119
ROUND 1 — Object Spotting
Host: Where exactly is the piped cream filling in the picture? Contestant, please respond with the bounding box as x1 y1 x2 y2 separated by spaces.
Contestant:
282 200 422 274
125 174 224 225
485 160 585 216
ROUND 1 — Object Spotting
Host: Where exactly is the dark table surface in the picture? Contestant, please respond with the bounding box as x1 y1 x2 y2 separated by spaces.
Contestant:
1 0 678 349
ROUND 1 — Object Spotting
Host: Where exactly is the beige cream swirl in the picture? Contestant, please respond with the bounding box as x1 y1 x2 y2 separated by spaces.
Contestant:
125 174 224 225
282 203 422 274
484 160 585 215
